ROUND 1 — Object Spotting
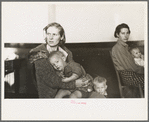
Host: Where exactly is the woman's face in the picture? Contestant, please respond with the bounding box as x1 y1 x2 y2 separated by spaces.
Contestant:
117 28 130 43
46 26 63 47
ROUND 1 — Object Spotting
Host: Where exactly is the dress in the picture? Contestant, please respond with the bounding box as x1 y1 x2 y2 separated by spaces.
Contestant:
63 61 93 98
112 40 144 88
28 44 76 98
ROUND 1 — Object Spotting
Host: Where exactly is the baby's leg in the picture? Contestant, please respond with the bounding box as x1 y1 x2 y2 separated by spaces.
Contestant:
55 89 71 98
69 90 82 98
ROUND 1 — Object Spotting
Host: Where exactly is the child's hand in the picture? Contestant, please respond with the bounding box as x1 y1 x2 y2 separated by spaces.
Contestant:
58 72 65 78
99 92 104 95
141 55 144 60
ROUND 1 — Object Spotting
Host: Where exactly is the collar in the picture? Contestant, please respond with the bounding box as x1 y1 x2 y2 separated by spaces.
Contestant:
46 44 57 52
117 39 128 47
46 45 68 59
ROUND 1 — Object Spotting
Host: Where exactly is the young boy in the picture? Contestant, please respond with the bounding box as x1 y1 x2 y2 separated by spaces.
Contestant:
129 47 144 67
91 76 108 98
48 51 93 98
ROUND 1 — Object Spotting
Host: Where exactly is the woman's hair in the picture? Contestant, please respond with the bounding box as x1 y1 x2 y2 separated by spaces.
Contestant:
114 23 131 38
93 76 107 85
43 22 66 46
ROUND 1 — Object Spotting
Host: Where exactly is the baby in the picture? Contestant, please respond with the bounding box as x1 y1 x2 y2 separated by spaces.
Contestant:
129 47 144 67
48 51 93 98
92 76 108 97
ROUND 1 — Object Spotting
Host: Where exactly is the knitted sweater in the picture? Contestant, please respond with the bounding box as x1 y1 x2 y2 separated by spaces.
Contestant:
29 44 76 98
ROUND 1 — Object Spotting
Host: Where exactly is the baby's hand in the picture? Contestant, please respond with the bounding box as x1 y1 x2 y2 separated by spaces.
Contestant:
58 72 65 78
141 55 144 60
99 92 104 95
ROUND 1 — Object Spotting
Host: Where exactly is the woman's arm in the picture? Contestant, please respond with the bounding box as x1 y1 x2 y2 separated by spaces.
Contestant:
62 73 79 82
34 58 76 89
112 45 144 74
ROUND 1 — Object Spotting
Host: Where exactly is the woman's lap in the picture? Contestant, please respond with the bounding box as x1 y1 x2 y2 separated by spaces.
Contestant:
119 70 144 88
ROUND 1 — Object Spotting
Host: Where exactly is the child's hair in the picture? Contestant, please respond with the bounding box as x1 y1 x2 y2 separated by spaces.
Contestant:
93 76 107 85
129 47 139 54
48 51 64 60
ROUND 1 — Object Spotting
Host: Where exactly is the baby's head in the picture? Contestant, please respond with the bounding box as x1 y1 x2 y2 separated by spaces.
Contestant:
48 51 67 71
129 47 141 58
93 76 107 95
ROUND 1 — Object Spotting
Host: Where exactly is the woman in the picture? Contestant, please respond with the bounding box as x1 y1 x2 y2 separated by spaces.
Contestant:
29 22 88 98
111 23 144 88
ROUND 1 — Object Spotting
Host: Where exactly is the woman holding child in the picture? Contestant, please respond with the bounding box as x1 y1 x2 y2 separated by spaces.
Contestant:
111 23 144 88
29 22 91 98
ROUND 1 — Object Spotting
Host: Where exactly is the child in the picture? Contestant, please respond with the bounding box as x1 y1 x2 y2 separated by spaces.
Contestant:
129 47 144 67
91 76 108 98
48 51 93 98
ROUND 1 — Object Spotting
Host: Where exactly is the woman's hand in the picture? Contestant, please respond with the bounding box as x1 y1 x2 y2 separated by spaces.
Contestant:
75 78 89 87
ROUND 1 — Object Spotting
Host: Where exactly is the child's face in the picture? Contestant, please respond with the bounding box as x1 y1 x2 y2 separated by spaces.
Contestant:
131 48 141 58
49 55 66 71
94 82 107 95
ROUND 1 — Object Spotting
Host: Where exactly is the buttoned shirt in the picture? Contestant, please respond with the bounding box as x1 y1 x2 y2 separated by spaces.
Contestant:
111 40 144 74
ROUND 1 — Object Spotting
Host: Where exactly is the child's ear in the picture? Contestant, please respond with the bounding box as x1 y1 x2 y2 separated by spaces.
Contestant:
62 55 66 61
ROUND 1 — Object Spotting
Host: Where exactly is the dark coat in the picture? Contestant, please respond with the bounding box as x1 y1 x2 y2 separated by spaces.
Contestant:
29 44 76 98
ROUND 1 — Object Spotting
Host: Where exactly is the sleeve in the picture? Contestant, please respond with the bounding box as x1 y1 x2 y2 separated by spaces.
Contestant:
112 46 144 74
69 62 83 77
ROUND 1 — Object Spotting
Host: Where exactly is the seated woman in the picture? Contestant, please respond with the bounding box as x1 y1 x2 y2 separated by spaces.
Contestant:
28 22 88 98
111 23 144 88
